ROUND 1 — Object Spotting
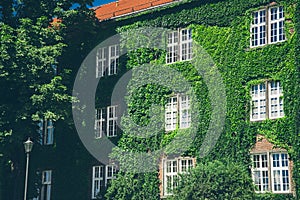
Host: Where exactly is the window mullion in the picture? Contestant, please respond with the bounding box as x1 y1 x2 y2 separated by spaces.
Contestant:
108 46 112 76
269 152 274 192
43 119 47 145
174 32 178 63
177 94 180 129
288 155 291 192
178 29 181 61
92 167 96 198
163 160 168 195
266 7 270 44
265 81 270 119
279 154 284 192
105 166 108 187
259 155 263 192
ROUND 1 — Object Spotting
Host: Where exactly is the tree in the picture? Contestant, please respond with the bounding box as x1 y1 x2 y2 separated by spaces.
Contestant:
105 172 160 200
0 0 100 197
169 160 255 200
0 16 70 199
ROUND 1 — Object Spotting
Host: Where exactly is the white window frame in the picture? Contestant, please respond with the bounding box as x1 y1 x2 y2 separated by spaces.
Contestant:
95 105 118 138
165 96 178 131
38 119 54 145
250 6 285 48
95 108 106 139
96 47 107 78
41 170 52 200
251 152 291 194
96 44 119 78
180 29 193 61
108 45 119 76
163 157 194 196
250 83 266 121
165 94 191 131
166 28 192 64
250 81 284 121
271 153 290 193
107 105 118 137
105 165 117 186
269 6 285 44
268 81 284 119
92 166 104 199
252 154 269 192
166 31 179 64
164 159 178 196
179 95 191 128
251 9 267 47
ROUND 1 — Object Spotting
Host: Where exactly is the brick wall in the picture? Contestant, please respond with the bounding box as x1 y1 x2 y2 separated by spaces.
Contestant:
250 134 295 195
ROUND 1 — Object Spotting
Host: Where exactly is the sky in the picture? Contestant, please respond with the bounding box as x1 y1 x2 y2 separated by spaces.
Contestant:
92 0 115 7
71 0 115 9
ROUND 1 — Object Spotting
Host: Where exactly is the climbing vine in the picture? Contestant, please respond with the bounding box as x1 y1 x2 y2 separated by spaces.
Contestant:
95 0 300 199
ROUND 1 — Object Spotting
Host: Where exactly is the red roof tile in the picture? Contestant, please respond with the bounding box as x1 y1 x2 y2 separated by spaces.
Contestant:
50 18 62 28
94 0 175 21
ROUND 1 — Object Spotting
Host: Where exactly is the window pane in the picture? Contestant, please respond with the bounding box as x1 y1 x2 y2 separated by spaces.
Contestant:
253 155 260 168
269 6 285 44
251 83 266 120
269 81 284 119
179 95 191 128
107 106 117 137
166 31 179 64
165 96 178 131
273 170 281 191
262 170 269 191
281 153 288 167
273 154 280 167
254 171 262 191
251 10 266 47
282 170 289 191
262 154 268 168
181 29 193 61
96 47 107 78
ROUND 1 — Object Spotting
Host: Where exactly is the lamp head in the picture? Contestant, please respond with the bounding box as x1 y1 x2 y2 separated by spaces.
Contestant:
24 138 33 153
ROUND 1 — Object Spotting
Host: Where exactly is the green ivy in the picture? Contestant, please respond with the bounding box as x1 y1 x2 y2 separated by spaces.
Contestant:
98 0 300 199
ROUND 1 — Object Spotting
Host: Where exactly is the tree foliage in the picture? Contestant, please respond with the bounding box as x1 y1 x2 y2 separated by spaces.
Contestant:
0 0 99 198
103 0 299 199
105 172 160 200
169 160 255 200
0 16 69 199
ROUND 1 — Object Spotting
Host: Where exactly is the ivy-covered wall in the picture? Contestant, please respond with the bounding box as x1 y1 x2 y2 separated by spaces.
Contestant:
28 0 299 199
92 0 300 199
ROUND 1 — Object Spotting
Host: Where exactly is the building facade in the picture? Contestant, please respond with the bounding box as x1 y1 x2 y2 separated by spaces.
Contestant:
27 0 300 199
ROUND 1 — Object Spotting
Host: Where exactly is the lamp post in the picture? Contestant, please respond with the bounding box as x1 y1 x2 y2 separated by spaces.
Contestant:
23 138 33 200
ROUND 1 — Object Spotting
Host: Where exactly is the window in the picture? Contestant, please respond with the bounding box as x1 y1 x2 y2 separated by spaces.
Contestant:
165 96 177 131
105 165 117 186
96 47 107 78
95 105 118 138
163 158 194 196
251 6 285 47
108 45 119 76
38 119 54 145
179 95 191 128
165 94 191 131
96 44 120 78
250 81 283 121
251 153 291 193
166 29 192 64
95 108 106 139
91 165 117 199
92 166 104 199
41 170 52 200
107 106 118 137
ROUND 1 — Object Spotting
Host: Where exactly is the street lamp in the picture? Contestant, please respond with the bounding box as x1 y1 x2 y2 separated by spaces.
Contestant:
23 138 33 200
